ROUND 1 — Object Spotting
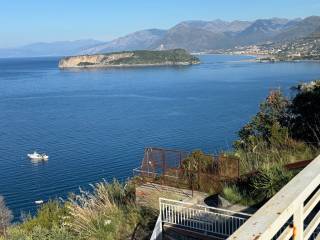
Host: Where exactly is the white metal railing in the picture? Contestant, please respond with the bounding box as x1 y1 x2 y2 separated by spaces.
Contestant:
159 198 251 238
150 214 163 240
229 154 320 240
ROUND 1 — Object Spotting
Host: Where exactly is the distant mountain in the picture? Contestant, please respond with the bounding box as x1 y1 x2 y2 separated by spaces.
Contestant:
235 18 297 45
1 16 319 57
273 16 320 41
170 20 252 33
82 29 166 54
310 26 320 38
149 20 251 51
84 20 251 54
152 18 305 52
152 24 232 52
0 39 104 58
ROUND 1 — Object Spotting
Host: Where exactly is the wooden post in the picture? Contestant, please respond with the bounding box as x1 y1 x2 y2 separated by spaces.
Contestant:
293 205 303 240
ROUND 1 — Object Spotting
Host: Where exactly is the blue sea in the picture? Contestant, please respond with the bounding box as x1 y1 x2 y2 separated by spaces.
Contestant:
1 55 320 218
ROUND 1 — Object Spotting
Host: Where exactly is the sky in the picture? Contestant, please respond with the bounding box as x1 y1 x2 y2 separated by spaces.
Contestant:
0 0 319 48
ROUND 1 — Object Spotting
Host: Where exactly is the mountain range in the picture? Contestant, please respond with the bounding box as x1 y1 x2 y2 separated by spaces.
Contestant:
0 40 103 58
1 16 320 58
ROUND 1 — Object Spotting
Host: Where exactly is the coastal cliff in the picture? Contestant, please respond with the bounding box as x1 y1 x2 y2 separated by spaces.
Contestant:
58 49 200 68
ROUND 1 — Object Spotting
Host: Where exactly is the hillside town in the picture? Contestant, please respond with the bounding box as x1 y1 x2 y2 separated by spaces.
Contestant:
223 34 320 61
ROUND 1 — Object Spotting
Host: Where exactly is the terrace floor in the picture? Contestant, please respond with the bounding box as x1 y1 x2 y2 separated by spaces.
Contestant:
135 182 208 209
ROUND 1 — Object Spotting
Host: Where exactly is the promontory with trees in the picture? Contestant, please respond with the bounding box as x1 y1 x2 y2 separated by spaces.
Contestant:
58 49 200 68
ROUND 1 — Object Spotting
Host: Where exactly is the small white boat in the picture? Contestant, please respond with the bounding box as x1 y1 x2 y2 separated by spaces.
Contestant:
35 200 44 205
27 151 49 161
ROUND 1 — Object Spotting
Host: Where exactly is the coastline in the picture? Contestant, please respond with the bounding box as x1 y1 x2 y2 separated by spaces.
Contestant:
59 61 199 69
58 49 200 69
192 52 320 63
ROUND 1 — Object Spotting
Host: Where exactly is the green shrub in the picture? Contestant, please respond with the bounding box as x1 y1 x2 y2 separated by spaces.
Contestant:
9 180 156 240
237 122 317 173
180 150 218 194
235 90 290 151
65 180 143 240
20 201 67 232
251 165 294 200
222 164 296 206
222 186 242 203
235 83 320 173
0 196 13 238
222 185 257 206
105 179 135 206
8 226 76 240
290 80 320 145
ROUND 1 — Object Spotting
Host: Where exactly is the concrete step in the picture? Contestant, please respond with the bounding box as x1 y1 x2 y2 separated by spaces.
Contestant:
163 223 226 240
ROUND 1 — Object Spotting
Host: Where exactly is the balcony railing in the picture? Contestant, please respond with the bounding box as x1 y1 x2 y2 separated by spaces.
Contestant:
229 154 320 240
159 198 251 238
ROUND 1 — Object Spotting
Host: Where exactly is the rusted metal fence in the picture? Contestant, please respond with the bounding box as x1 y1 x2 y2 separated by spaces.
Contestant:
133 147 240 193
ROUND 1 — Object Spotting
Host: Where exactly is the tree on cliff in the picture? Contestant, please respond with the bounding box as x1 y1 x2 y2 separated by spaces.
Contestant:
289 80 320 146
234 89 290 151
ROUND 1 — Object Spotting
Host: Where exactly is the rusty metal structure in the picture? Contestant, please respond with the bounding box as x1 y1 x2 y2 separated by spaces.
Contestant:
133 147 240 193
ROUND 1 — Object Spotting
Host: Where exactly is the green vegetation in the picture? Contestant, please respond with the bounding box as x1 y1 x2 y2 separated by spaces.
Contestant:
234 88 318 173
273 35 320 61
137 82 319 205
222 164 295 206
4 180 157 240
59 49 200 68
18 201 67 232
290 80 320 144
105 49 200 65
250 165 294 199
0 196 13 239
1 80 320 239
180 150 214 195
222 185 256 206
222 80 320 206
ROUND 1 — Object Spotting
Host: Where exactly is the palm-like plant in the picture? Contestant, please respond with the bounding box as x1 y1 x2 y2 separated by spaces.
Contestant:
251 165 293 200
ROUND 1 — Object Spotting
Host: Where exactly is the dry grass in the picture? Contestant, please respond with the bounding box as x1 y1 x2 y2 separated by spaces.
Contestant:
237 138 318 174
136 186 187 210
64 180 140 240
7 180 157 240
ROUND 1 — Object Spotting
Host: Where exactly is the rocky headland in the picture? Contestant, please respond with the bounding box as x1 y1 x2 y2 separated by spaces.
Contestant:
58 49 200 68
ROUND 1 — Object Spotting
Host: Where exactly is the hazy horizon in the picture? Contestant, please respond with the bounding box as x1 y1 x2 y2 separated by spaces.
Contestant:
1 0 320 48
2 16 310 49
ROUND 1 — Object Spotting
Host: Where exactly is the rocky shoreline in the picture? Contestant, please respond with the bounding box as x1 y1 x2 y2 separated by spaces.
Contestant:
59 61 197 69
